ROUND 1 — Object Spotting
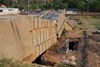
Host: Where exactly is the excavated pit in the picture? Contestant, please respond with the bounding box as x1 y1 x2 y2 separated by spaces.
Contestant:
32 38 80 66
32 50 56 66
32 51 46 65
69 38 80 51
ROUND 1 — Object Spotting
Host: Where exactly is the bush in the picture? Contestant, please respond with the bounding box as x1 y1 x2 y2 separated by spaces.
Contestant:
39 4 45 10
60 3 68 9
73 26 76 30
44 2 52 9
93 15 97 18
19 2 25 11
13 4 18 8
54 5 60 10
31 4 38 10
60 34 63 39
77 19 80 21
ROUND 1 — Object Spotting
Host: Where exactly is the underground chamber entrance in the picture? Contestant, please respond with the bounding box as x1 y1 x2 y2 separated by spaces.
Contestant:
69 39 80 51
32 51 55 66
32 50 56 66
32 51 46 64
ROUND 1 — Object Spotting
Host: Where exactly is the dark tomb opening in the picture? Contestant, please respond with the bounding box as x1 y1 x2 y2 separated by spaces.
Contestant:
69 40 80 51
32 50 56 66
32 51 46 64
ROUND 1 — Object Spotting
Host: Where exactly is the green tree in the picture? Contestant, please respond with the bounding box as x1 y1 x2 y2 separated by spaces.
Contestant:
0 0 3 4
60 3 68 9
62 0 87 8
54 5 60 10
89 1 100 13
53 0 68 10
77 1 86 14
39 4 45 10
18 2 25 11
31 4 38 10
3 0 10 6
44 2 52 9
53 1 62 10
39 1 52 10
13 4 18 8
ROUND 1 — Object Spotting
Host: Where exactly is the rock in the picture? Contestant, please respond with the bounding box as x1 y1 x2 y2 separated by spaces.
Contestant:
96 30 100 34
22 62 26 65
0 16 34 62
61 56 76 66
98 39 100 42
80 27 87 30
43 58 46 61
42 66 47 67
77 22 83 25
68 56 76 62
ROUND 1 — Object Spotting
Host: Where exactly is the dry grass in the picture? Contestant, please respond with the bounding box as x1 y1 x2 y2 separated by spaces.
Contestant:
70 16 100 31
0 58 46 67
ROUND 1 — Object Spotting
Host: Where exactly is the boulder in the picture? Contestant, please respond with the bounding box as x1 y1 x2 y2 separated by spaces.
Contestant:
61 56 76 66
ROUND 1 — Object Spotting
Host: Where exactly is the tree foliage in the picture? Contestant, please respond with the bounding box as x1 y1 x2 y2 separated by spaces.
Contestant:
1 0 100 12
18 2 25 10
31 4 38 10
53 0 68 10
77 1 86 10
60 3 68 9
39 1 52 10
77 1 86 13
89 0 100 12
39 4 45 10
44 2 52 9
1 0 13 6
13 4 18 8
0 0 3 4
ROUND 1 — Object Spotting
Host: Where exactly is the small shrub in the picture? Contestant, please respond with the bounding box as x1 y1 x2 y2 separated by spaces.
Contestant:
2 58 8 62
60 34 63 39
77 19 79 21
73 26 76 30
93 15 97 18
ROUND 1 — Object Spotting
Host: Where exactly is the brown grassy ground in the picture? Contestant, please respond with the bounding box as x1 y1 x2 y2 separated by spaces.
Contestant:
41 16 100 67
70 16 100 31
66 16 100 67
1 16 99 67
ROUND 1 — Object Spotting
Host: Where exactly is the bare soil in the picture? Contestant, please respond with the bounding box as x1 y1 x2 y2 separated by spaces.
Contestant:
41 16 100 67
41 31 81 66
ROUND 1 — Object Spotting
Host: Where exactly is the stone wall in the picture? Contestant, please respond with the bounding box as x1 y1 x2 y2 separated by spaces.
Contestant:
0 10 73 62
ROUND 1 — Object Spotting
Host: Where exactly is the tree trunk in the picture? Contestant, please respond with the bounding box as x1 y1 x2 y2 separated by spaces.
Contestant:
87 0 89 13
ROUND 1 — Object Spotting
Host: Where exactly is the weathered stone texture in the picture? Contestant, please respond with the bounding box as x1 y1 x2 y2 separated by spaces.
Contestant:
0 10 73 62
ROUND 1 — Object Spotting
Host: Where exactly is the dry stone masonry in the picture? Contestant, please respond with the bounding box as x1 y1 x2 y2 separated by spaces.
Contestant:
0 10 75 62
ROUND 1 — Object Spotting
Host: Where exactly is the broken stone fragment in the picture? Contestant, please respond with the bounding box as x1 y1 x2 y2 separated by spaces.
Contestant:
80 27 87 30
43 58 46 61
61 56 76 66
96 30 100 34
68 56 76 62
